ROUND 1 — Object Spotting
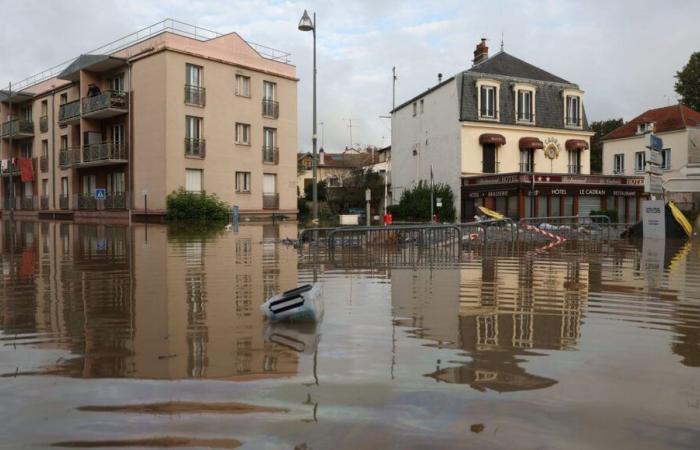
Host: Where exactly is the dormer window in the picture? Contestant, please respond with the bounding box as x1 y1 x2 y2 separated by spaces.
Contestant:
565 95 581 127
636 122 654 134
477 79 500 120
514 83 536 124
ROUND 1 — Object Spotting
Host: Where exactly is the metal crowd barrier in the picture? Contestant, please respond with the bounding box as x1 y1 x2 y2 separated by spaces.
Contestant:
327 224 462 252
518 215 613 241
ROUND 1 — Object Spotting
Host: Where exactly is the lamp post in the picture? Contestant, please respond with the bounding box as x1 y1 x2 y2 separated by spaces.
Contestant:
298 10 318 224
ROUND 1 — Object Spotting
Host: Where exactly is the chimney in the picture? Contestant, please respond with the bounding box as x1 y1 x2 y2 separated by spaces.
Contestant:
438 73 443 83
319 148 325 165
473 38 489 66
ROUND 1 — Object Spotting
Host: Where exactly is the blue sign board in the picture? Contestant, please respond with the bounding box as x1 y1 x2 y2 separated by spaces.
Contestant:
648 134 663 152
96 239 107 251
95 188 106 200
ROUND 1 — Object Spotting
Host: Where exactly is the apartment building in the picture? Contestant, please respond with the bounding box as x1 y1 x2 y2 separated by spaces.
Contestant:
391 39 644 221
602 104 700 211
0 19 298 221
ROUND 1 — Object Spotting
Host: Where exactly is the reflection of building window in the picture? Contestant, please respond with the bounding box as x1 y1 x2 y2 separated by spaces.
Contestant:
235 239 252 265
512 312 533 348
235 337 252 374
235 274 252 317
263 271 278 301
476 315 498 347
263 355 278 372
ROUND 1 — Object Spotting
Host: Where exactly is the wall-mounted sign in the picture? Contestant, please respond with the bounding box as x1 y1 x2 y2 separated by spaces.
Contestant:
646 134 663 152
543 137 561 160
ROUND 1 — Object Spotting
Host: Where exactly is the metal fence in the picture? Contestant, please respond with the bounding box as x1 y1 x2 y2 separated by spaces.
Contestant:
518 215 613 241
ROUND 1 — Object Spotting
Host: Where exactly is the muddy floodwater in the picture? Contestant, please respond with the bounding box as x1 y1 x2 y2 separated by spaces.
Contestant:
0 220 698 449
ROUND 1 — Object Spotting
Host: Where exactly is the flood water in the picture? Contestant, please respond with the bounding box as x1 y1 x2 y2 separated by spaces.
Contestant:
0 220 698 449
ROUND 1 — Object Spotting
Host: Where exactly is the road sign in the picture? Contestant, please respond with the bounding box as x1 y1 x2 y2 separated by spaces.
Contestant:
647 149 662 165
95 188 106 200
646 133 663 152
646 164 663 176
644 174 663 194
642 199 665 239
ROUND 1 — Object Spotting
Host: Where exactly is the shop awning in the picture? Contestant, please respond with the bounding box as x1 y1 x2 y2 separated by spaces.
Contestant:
479 133 506 146
519 137 544 150
565 139 589 151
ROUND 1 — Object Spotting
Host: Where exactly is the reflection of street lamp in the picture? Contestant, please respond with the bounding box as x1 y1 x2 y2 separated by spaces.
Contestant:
298 10 318 224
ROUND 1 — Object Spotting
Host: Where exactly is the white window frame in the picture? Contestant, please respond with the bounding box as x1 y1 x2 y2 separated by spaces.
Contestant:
186 63 202 87
110 73 125 92
513 83 536 124
186 169 203 193
263 81 277 101
235 74 251 97
235 171 251 193
235 123 251 145
634 151 645 173
476 79 500 120
563 89 583 129
614 154 625 174
661 148 671 170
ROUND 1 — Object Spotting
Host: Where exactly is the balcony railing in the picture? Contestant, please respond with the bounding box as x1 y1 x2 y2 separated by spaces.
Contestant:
105 192 127 209
517 112 535 123
1 119 34 138
78 194 97 210
184 85 206 106
59 195 69 210
40 116 49 132
568 164 582 175
83 141 128 163
262 99 279 118
565 116 582 128
1 160 19 176
58 100 81 123
59 147 81 168
40 196 49 210
519 163 534 172
82 90 128 116
185 138 206 158
262 146 279 164
262 193 279 210
20 196 36 210
40 155 49 172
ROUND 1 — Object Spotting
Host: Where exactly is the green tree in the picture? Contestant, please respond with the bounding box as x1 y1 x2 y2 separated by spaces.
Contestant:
675 52 700 111
325 169 384 214
390 180 456 222
304 179 327 201
590 118 623 173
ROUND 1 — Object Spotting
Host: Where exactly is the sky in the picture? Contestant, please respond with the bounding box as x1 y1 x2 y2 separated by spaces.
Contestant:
1 0 699 153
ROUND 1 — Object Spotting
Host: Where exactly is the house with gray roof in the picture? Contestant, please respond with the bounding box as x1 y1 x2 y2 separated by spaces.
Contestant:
391 39 644 222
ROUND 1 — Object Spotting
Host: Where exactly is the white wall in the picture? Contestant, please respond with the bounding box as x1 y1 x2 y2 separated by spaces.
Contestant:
391 79 461 216
602 129 688 181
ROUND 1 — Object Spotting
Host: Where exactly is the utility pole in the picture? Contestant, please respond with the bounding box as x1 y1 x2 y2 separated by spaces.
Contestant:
319 121 324 148
8 82 14 220
392 67 397 111
343 118 353 149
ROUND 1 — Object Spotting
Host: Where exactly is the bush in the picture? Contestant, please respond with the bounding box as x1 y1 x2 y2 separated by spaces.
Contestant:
165 188 230 222
392 180 456 222
590 209 618 223
297 197 310 219
304 180 327 201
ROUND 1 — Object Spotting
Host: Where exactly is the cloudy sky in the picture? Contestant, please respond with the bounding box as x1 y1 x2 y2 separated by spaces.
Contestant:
1 0 699 152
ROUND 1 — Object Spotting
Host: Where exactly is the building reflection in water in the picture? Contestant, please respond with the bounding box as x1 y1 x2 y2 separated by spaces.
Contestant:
0 220 301 381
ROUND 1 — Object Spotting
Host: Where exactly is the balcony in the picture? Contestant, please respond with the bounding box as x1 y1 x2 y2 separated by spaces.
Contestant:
568 164 582 175
58 100 81 125
40 155 49 173
262 99 279 119
0 160 19 176
78 194 97 210
40 196 49 210
105 192 127 209
82 91 128 119
59 195 69 210
262 193 279 210
82 141 128 167
519 163 534 172
20 196 36 210
184 85 206 106
262 146 279 164
1 119 34 139
185 138 206 158
40 116 49 133
59 147 81 168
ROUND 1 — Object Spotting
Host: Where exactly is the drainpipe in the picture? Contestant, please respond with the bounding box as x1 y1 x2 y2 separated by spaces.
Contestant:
127 60 134 219
50 85 56 210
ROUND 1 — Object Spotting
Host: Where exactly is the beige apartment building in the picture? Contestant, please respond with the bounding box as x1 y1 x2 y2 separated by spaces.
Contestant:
0 20 298 222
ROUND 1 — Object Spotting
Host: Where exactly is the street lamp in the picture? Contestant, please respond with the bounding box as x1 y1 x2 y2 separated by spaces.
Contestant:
298 9 319 224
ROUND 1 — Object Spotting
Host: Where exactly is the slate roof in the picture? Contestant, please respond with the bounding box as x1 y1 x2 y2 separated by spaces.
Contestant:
602 104 700 140
459 51 589 131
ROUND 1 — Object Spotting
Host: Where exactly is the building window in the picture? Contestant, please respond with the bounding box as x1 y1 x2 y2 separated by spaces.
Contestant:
61 177 68 196
41 140 49 158
661 148 671 170
236 74 251 97
110 73 125 92
565 95 580 127
614 154 625 174
519 149 534 172
263 127 277 163
185 116 204 157
517 90 534 122
420 99 424 114
262 81 278 118
186 64 202 87
59 93 68 105
480 85 497 119
637 122 654 134
185 64 204 105
568 150 581 174
263 81 277 101
20 142 32 158
186 169 203 192
235 171 251 192
60 135 68 150
634 151 645 173
42 179 49 196
235 123 251 145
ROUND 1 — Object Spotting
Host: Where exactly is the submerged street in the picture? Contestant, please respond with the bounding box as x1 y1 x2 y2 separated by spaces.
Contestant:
0 220 698 449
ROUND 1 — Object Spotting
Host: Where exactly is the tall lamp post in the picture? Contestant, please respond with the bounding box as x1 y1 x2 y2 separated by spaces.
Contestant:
298 10 318 224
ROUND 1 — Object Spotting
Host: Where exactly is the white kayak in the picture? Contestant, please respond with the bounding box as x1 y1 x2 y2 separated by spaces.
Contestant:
261 283 323 322
263 322 320 354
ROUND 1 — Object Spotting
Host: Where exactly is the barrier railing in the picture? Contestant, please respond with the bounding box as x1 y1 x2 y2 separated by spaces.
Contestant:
518 215 613 241
327 224 462 252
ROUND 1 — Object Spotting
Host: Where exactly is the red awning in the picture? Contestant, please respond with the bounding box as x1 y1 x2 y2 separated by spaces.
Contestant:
479 133 506 146
519 137 544 150
565 139 589 151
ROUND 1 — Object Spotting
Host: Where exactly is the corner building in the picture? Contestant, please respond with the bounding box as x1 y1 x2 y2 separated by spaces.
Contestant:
0 20 298 221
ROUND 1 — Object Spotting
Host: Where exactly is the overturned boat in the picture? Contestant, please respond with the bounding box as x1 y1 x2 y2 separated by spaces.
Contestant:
261 284 323 322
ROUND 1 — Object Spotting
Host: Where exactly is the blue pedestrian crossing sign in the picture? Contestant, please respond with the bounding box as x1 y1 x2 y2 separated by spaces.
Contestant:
95 188 106 200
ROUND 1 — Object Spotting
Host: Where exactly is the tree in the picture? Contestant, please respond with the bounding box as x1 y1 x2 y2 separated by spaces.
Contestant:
304 179 327 202
675 52 700 111
390 180 456 222
589 118 623 174
325 169 384 214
